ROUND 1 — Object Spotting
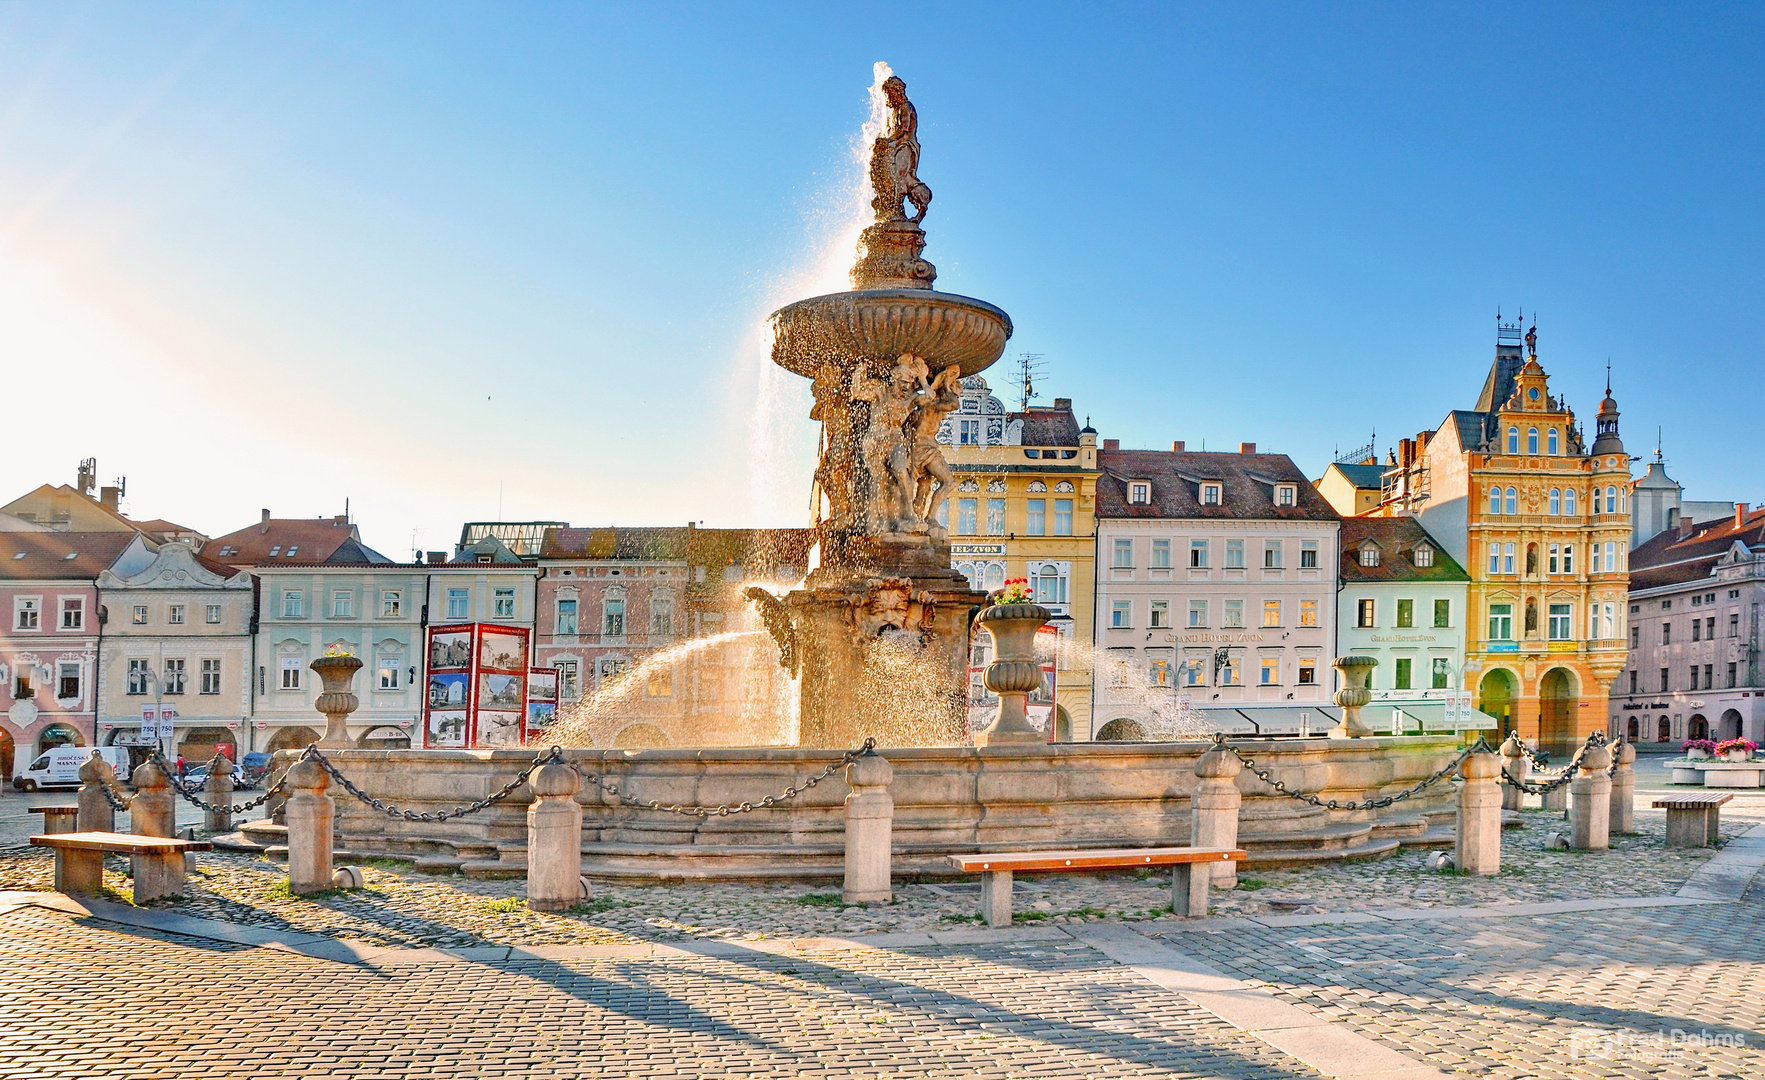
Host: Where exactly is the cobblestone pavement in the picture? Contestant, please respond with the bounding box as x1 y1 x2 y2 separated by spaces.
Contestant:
0 904 1329 1080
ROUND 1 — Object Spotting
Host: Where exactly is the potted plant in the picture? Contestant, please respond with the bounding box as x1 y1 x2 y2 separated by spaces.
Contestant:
1683 739 1717 760
973 579 1050 746
1714 738 1758 763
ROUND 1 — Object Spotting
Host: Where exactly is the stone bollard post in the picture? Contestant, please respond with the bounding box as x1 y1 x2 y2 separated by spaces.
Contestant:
283 757 334 894
526 759 584 912
1456 749 1502 875
842 749 894 904
1500 735 1528 812
77 752 119 833
128 761 176 838
204 752 235 834
1569 742 1613 851
1609 740 1637 836
1192 744 1244 887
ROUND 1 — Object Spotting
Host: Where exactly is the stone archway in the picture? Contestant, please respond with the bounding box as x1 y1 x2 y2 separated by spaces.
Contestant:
1626 716 1640 741
178 727 237 764
36 724 83 756
1477 669 1519 733
1052 705 1073 744
1539 668 1578 758
1721 709 1744 740
266 726 322 753
1688 714 1709 741
1657 716 1672 742
1095 718 1147 742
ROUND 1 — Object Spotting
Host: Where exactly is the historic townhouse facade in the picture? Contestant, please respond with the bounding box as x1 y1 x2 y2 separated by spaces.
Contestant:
1 532 155 780
684 527 815 746
96 542 254 765
937 377 1101 738
1093 444 1341 740
1336 517 1475 732
1384 321 1632 755
1618 505 1765 746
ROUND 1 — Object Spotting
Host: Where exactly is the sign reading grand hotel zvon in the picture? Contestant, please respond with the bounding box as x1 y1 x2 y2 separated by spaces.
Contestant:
1162 632 1267 644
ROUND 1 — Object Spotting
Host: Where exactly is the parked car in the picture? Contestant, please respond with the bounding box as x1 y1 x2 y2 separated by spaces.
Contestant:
240 752 273 787
13 746 131 792
183 762 252 790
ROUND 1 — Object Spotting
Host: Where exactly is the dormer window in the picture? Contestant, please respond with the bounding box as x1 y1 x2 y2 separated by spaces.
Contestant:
1200 483 1220 506
1358 546 1379 567
1129 482 1152 505
1275 484 1296 507
1414 544 1433 567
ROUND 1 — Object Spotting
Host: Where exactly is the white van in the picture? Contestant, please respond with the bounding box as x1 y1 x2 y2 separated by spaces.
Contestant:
14 746 130 792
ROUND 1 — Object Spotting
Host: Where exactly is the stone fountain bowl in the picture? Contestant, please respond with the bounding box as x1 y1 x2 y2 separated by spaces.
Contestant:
770 288 1013 379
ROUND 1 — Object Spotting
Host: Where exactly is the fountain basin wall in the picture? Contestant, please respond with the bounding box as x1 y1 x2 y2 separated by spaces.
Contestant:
285 736 1466 879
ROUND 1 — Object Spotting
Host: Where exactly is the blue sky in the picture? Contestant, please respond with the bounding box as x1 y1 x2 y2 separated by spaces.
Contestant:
3 2 1760 557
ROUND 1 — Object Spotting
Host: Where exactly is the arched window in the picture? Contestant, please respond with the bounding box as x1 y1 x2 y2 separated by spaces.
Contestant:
1507 427 1519 454
1489 487 1501 515
1564 488 1576 515
1620 490 1627 513
1527 428 1539 454
1605 486 1616 513
1505 487 1517 515
1549 488 1561 515
1547 428 1559 455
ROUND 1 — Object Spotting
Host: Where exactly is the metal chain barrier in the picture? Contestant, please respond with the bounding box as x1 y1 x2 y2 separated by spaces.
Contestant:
1499 731 1607 795
1518 744 1571 777
1213 733 1496 811
302 744 562 822
149 750 285 816
96 776 132 812
579 738 877 818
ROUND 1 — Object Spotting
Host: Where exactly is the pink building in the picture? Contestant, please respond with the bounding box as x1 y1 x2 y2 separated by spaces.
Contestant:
1 532 155 780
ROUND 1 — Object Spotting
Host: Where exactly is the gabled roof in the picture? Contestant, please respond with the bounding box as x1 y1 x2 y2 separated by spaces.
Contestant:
1013 402 1081 447
1323 462 1384 490
686 527 817 571
450 535 526 565
205 516 365 568
1629 507 1765 591
541 527 690 561
100 541 251 589
0 532 151 580
1339 517 1470 583
1097 449 1341 522
1474 353 1527 414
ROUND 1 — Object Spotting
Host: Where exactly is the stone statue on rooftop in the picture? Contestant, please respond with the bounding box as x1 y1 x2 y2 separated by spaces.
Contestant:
870 75 932 224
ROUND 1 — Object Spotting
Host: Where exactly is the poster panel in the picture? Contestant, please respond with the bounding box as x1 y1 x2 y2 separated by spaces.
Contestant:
526 668 559 738
428 627 474 670
428 710 469 748
477 711 523 748
478 628 529 673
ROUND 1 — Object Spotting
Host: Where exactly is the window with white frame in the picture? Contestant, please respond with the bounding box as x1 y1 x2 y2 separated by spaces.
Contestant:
132 605 148 625
1414 544 1433 567
1276 484 1296 507
1053 498 1073 535
652 597 674 635
988 498 1009 535
1504 487 1517 515
168 604 185 625
1147 653 1172 688
279 657 302 689
604 597 626 636
1200 483 1220 506
1548 603 1573 640
1188 599 1208 627
1488 603 1513 641
1357 598 1376 628
330 591 352 618
1024 499 1044 535
446 588 468 619
1190 539 1209 568
1299 599 1318 627
1358 546 1378 567
1219 654 1241 685
556 599 578 634
1030 563 1068 604
206 604 222 624
1562 544 1574 574
1225 539 1245 568
1502 543 1515 574
1548 543 1560 574
1564 488 1576 515
957 499 977 534
163 657 186 695
1111 601 1131 629
556 660 580 700
1264 541 1282 568
1223 599 1245 628
282 591 303 618
1150 539 1171 568
493 588 516 619
1112 538 1133 568
1507 427 1519 454
1149 600 1169 628
381 590 402 618
1298 658 1317 684
127 658 151 695
200 658 222 695
378 657 400 690
1260 656 1280 685
1181 657 1205 686
57 662 81 700
1548 428 1559 455
1549 489 1561 515
1300 540 1318 568
1262 599 1281 627
1527 427 1539 454
1130 482 1152 504
59 598 83 630
1489 487 1501 514
14 597 39 630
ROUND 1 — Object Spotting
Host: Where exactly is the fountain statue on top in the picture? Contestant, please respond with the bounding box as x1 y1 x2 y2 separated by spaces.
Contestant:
749 67 1014 748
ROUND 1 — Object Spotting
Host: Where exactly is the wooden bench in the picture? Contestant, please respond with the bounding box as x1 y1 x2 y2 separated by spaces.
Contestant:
29 832 212 902
946 847 1247 928
27 806 79 834
1652 792 1733 848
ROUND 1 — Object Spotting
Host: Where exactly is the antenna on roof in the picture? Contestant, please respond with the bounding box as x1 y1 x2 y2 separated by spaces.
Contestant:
1015 352 1046 412
1655 425 1664 464
1605 359 1611 396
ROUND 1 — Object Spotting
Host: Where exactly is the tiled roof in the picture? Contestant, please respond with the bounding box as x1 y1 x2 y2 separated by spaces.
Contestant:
1447 410 1490 452
687 528 817 570
204 517 365 567
1339 517 1470 583
1013 404 1081 447
1628 507 1765 591
541 527 690 561
1327 463 1384 490
0 532 143 580
1097 449 1341 522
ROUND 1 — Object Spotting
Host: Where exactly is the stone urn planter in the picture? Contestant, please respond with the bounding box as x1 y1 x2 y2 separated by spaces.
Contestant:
1329 655 1379 738
310 653 363 749
973 601 1051 747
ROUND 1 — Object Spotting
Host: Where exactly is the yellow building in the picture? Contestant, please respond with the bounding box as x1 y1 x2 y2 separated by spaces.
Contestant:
1384 321 1631 756
1314 460 1385 517
936 378 1099 739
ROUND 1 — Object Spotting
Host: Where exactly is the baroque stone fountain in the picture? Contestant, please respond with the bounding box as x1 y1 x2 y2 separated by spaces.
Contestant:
746 73 1014 748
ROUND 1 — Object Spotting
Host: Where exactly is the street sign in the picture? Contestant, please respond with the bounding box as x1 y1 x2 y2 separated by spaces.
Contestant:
157 705 176 740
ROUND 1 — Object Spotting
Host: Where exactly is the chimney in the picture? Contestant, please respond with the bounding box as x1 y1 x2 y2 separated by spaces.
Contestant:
99 486 120 511
1171 441 1185 452
1240 442 1256 455
426 551 447 565
259 509 271 534
1103 438 1120 451
1052 397 1072 409
1737 503 1749 529
1678 515 1696 540
334 514 348 525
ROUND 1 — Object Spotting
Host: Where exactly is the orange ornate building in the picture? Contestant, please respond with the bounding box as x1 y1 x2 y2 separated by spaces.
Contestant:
1378 320 1632 755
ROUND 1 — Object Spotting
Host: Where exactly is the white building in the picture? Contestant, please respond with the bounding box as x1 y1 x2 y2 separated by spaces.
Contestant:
1093 442 1341 739
1336 517 1476 734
